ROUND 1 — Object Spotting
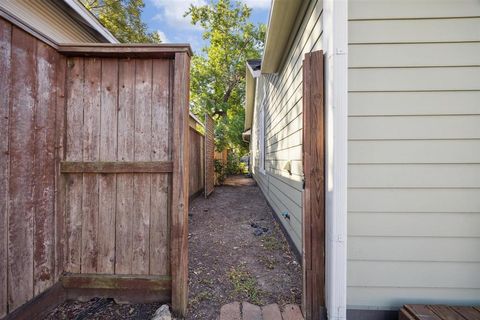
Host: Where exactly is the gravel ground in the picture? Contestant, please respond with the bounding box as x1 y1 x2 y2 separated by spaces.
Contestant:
42 175 301 320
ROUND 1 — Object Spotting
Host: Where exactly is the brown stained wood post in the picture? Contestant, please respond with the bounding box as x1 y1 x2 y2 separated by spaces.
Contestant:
302 50 326 320
171 51 190 317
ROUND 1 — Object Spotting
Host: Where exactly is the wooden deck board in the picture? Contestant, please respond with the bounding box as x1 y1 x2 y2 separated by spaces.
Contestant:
401 304 480 320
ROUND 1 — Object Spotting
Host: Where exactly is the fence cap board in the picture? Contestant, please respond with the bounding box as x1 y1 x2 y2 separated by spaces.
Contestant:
58 43 193 58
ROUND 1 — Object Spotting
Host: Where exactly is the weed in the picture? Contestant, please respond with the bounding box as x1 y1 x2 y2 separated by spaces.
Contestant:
260 256 276 270
190 291 214 306
200 278 214 286
227 265 263 305
261 235 283 251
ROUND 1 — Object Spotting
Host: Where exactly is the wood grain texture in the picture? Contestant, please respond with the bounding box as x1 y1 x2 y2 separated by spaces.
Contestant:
57 44 192 58
0 17 11 318
61 161 173 173
0 23 189 315
65 57 84 273
171 52 190 317
81 57 101 274
302 50 325 320
98 58 118 274
8 26 37 311
61 274 171 291
2 282 66 320
150 59 170 275
54 55 67 281
189 128 204 197
204 114 214 197
33 41 57 296
302 50 311 316
115 59 136 275
132 59 152 275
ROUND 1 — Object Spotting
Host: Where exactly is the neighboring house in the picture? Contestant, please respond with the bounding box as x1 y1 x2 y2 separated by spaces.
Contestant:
0 0 118 44
245 0 480 319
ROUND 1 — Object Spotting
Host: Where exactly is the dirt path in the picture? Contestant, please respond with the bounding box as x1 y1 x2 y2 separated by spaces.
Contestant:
187 175 302 319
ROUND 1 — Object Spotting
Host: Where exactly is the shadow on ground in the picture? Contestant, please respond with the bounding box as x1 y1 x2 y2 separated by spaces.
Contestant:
187 175 301 319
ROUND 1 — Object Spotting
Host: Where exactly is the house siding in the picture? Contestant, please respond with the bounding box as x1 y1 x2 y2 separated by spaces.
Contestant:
250 0 323 252
0 0 103 43
347 0 480 310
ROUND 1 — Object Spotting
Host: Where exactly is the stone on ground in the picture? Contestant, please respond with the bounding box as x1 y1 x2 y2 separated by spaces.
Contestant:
261 304 282 320
220 301 241 320
242 302 262 320
151 304 171 320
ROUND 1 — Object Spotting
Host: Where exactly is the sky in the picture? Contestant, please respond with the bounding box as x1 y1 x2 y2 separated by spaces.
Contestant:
142 0 271 53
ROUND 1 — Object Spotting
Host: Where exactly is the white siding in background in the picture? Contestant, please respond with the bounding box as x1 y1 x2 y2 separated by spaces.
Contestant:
250 0 323 252
347 0 480 310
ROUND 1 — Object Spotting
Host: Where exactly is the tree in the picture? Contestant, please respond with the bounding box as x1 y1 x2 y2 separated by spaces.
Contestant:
81 0 161 43
185 0 265 154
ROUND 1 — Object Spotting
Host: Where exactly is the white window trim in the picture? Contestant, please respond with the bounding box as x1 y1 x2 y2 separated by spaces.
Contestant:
323 0 348 319
258 97 266 175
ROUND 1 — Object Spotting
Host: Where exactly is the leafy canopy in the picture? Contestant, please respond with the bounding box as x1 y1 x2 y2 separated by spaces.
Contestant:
81 0 161 43
185 0 265 154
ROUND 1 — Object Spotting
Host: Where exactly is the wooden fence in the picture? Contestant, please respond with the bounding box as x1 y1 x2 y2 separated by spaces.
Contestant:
0 17 191 319
204 115 215 197
189 117 205 198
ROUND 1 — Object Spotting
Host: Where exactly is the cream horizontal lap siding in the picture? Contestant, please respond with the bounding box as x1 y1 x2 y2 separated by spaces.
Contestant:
347 0 480 310
250 0 323 252
0 0 102 43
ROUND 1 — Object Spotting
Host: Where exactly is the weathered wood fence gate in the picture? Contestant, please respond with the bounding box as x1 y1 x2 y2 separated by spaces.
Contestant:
0 17 190 319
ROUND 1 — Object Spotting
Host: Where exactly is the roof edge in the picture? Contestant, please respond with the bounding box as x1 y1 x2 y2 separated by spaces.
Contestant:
62 0 119 43
261 0 304 74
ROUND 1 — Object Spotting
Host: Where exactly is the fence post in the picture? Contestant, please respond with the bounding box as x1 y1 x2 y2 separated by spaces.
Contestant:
171 51 190 317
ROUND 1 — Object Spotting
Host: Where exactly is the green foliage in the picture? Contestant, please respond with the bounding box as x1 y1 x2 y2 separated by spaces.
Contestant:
214 159 227 184
81 0 161 43
225 150 247 175
227 264 263 305
185 0 265 155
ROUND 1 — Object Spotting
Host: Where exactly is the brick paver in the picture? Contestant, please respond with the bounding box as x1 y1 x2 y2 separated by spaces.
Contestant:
261 304 283 320
282 304 304 320
219 302 304 320
242 302 262 320
220 302 241 320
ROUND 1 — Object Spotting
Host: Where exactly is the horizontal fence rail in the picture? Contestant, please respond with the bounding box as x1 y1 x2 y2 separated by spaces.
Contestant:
0 15 191 319
60 161 174 173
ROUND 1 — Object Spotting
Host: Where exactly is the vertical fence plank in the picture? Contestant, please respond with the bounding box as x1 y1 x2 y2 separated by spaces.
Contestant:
150 59 170 275
133 59 152 275
302 51 312 317
65 57 84 273
302 50 325 320
98 58 118 274
8 26 36 311
0 18 11 318
33 41 57 296
81 58 101 273
55 54 67 281
171 52 190 317
115 59 135 274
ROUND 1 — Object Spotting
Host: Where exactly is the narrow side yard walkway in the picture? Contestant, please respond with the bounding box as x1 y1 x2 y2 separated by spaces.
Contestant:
187 175 302 319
